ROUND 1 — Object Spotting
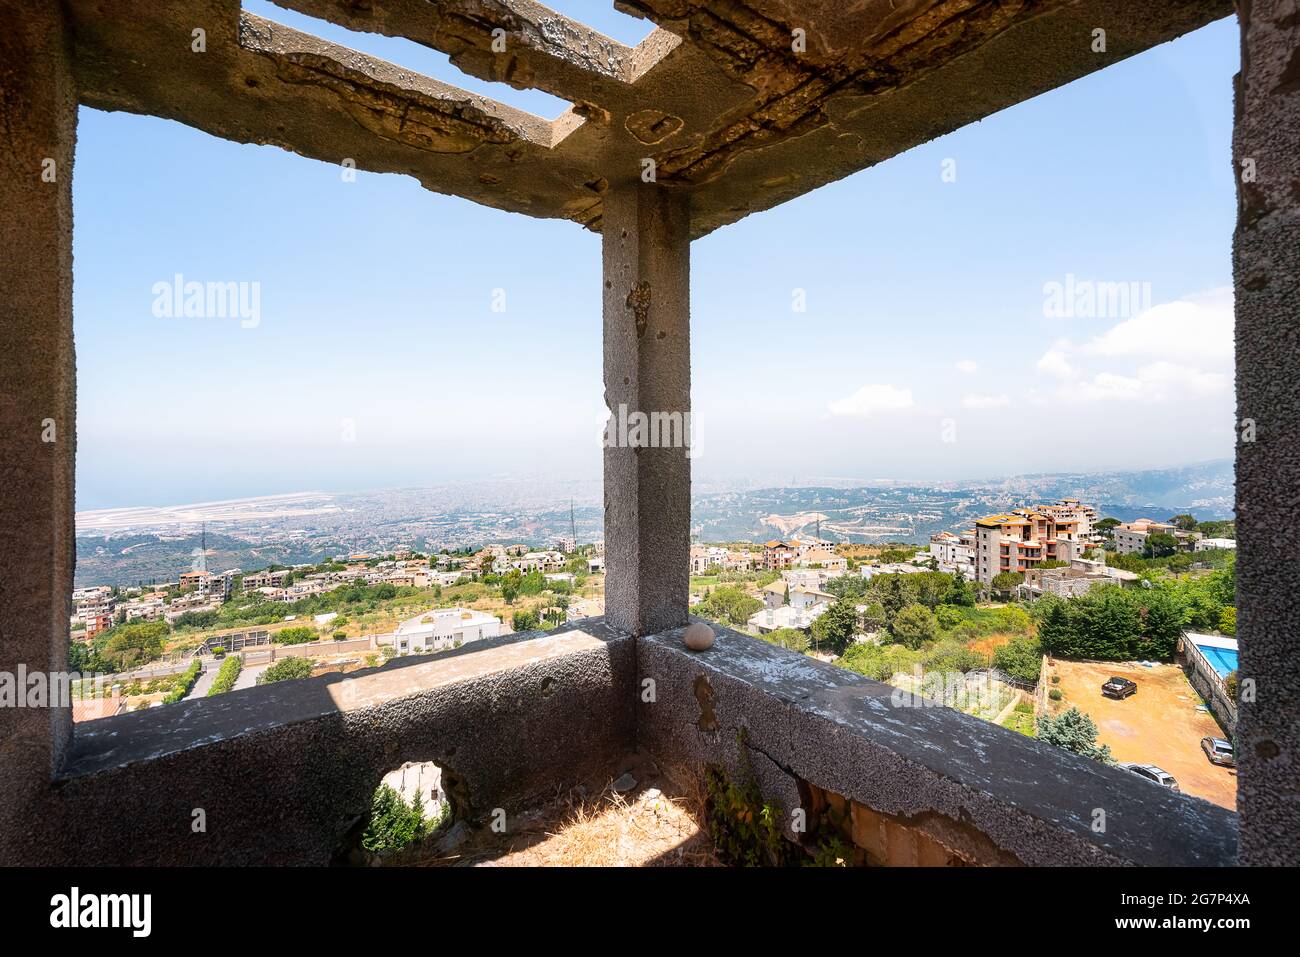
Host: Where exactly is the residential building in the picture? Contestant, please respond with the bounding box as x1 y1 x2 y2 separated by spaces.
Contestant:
761 579 788 610
929 530 976 580
513 550 566 573
973 509 1089 586
1018 558 1141 599
723 551 756 572
1195 537 1237 552
1113 518 1202 555
797 548 847 573
241 568 292 590
789 585 835 612
748 602 828 634
859 562 927 580
761 540 799 570
386 607 502 654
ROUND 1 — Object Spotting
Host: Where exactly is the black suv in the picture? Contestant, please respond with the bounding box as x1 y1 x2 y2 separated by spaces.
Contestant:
1102 677 1138 700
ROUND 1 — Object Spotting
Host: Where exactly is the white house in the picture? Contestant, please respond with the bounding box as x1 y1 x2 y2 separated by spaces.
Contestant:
748 602 828 634
1195 537 1237 552
386 607 501 654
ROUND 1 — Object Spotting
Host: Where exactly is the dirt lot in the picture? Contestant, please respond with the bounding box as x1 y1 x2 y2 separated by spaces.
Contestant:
1046 659 1236 810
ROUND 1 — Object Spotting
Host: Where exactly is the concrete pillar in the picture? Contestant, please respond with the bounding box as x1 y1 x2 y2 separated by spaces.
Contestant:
0 1 78 851
1233 0 1300 866
601 186 691 635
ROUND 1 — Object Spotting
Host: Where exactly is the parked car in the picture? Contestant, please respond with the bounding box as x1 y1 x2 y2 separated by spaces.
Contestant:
1120 763 1180 791
1102 676 1138 699
1201 736 1236 767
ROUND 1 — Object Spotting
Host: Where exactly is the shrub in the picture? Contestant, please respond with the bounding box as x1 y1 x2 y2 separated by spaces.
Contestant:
1048 688 1063 701
761 627 810 653
512 609 541 631
1037 706 1112 763
991 634 1042 684
162 660 202 704
273 626 317 645
695 587 762 629
809 599 859 655
206 655 242 696
257 656 314 685
1051 674 1060 684
361 784 432 853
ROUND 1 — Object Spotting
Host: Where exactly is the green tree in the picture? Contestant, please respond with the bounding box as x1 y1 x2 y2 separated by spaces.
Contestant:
761 627 810 653
1218 606 1237 636
1144 531 1179 559
992 634 1043 684
859 601 887 633
1036 707 1113 763
97 620 169 672
1168 514 1198 531
695 587 762 628
810 599 858 655
512 609 541 631
990 571 1024 597
273 625 317 645
890 603 937 649
360 784 429 853
257 657 314 684
945 574 976 607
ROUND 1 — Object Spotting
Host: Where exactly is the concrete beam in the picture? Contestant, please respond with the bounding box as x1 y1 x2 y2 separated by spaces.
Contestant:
602 186 692 636
0 0 78 848
63 0 1231 237
1233 0 1300 867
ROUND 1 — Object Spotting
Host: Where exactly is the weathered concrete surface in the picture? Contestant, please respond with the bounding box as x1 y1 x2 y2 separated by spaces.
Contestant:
63 0 1232 236
637 621 1238 866
0 0 77 856
1233 0 1300 867
602 186 691 635
7 623 634 865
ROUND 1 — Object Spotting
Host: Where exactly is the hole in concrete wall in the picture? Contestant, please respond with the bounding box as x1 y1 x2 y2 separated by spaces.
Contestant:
336 760 458 865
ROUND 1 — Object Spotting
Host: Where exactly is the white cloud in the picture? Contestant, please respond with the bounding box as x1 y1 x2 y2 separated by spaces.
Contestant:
961 392 1010 409
955 359 978 375
1036 346 1077 380
1033 291 1233 406
1080 287 1233 363
1062 363 1230 403
827 383 915 417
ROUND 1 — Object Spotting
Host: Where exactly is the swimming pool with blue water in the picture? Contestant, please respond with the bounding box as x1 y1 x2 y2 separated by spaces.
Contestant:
1195 642 1238 678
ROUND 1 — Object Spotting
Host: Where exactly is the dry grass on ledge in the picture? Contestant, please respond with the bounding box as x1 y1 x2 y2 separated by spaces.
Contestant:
423 760 720 867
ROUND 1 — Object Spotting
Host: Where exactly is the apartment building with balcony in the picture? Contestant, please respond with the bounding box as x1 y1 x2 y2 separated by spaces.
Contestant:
973 509 1088 586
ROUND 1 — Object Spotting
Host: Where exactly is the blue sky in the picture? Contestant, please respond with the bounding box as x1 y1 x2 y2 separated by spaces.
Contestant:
72 4 1239 510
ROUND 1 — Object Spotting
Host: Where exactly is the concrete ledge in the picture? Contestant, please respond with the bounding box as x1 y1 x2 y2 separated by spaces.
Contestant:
11 621 634 865
637 621 1238 866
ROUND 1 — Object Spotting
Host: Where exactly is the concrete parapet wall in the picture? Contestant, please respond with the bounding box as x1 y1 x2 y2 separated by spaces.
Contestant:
637 621 1237 866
